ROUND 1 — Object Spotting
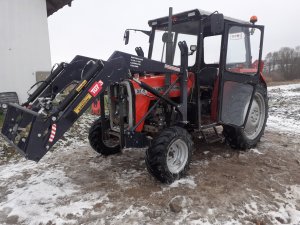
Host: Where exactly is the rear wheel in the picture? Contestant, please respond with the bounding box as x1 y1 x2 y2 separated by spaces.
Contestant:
88 118 120 155
145 126 194 183
223 84 268 149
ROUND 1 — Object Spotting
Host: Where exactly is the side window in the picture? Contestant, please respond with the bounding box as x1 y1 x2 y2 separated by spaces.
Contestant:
204 35 222 64
226 26 261 75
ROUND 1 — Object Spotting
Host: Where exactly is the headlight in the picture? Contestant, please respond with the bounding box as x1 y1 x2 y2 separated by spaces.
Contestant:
2 103 7 109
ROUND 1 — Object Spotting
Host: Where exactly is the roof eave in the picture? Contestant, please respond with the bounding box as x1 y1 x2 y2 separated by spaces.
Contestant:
46 0 73 17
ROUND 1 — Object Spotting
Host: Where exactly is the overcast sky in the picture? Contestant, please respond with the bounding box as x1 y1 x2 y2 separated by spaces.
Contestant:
48 0 300 64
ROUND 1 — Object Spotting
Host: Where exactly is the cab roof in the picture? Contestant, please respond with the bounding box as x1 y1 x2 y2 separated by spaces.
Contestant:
148 9 250 28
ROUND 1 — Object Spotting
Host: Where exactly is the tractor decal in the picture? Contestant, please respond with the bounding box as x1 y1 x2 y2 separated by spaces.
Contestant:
88 80 103 97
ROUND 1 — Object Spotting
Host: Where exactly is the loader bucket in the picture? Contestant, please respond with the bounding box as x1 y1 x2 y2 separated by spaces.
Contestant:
1 103 52 161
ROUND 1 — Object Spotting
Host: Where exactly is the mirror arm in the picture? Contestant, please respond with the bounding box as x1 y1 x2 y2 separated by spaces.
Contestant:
126 28 151 36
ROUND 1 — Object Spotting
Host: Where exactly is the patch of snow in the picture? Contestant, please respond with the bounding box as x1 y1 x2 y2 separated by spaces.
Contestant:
0 168 80 225
249 148 264 155
221 220 243 225
268 185 300 225
116 169 143 186
191 159 209 167
89 158 112 170
0 151 112 225
267 83 300 135
189 220 212 225
172 208 193 225
110 205 148 224
244 201 258 214
207 208 215 215
0 160 37 179
169 176 197 189
267 115 300 135
268 83 300 91
241 185 300 225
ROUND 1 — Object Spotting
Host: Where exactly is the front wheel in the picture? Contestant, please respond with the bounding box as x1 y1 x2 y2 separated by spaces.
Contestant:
88 118 121 156
223 84 268 149
145 126 194 183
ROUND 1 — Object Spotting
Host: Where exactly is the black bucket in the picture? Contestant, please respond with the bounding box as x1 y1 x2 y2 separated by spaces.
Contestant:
1 103 52 161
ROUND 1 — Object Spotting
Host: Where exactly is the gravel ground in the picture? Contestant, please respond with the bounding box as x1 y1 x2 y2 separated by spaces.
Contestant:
0 83 299 225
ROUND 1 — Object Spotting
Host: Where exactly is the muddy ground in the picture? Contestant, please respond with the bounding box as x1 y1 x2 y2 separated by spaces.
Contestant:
0 84 299 225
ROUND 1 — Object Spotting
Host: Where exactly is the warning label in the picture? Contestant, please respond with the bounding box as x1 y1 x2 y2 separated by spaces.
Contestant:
73 93 92 114
76 80 88 92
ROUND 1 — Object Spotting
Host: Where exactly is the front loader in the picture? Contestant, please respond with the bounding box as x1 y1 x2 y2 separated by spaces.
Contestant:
1 8 268 183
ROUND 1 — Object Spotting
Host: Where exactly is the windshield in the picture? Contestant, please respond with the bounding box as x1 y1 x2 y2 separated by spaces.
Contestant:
150 20 199 67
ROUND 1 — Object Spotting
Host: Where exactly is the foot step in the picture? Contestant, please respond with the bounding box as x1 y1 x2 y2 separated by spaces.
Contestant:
200 126 224 143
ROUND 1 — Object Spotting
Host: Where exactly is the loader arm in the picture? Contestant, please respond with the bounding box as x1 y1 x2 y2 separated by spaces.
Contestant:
1 51 183 161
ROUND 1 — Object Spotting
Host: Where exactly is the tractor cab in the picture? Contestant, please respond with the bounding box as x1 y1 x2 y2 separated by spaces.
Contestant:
125 9 264 128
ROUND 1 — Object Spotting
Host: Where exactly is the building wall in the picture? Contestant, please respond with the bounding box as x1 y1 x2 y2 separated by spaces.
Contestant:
0 0 51 103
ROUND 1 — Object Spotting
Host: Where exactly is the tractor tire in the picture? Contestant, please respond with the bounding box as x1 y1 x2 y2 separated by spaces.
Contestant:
223 84 268 150
145 126 194 183
88 118 121 156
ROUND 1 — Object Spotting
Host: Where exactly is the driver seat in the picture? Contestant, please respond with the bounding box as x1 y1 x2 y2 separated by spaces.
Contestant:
198 67 218 87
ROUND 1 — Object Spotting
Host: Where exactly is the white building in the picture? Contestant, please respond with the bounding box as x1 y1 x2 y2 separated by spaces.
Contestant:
0 0 72 103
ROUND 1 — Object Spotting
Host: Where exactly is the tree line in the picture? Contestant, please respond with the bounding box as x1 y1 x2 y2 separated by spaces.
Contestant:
264 46 300 81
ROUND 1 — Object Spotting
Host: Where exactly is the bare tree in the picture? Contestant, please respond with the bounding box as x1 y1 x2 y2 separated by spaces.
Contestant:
264 46 300 81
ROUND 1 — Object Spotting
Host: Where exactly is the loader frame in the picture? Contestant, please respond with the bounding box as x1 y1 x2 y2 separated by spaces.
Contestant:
1 49 190 161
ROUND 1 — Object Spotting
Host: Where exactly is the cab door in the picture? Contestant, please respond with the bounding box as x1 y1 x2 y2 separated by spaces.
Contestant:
218 24 264 127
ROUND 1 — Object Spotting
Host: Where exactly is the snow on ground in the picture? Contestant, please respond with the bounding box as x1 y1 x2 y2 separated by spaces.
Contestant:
0 114 99 225
269 185 300 224
267 83 300 135
169 176 197 189
0 83 299 225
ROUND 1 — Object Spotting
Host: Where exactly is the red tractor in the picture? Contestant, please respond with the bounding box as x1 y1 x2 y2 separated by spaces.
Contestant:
1 8 267 183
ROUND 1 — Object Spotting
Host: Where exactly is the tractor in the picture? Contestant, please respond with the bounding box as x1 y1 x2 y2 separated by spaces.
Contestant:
1 8 267 183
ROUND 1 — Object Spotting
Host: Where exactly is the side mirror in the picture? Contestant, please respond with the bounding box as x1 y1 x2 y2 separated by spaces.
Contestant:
190 45 197 52
162 32 168 43
162 32 173 43
124 30 129 45
189 45 197 55
211 14 224 34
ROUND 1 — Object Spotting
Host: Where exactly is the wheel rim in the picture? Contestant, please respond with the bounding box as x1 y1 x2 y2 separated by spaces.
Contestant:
103 139 119 148
244 92 266 140
103 132 119 148
167 139 189 174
